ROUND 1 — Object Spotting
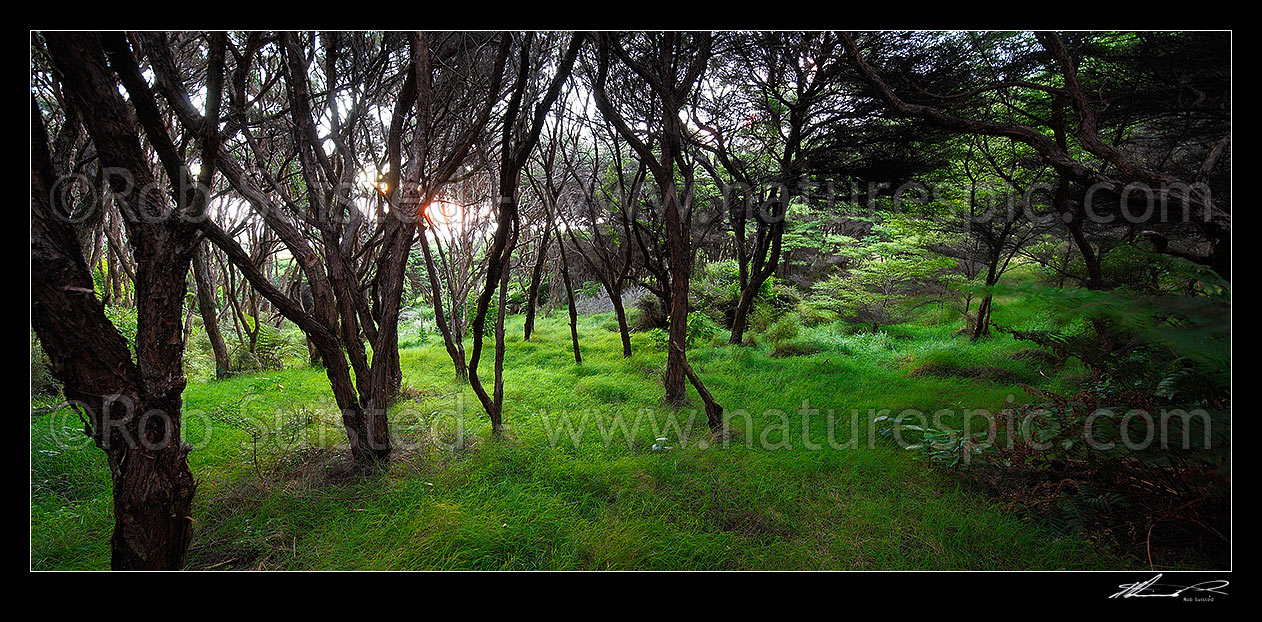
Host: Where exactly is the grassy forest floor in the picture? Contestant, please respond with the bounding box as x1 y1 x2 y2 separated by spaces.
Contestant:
32 280 1167 571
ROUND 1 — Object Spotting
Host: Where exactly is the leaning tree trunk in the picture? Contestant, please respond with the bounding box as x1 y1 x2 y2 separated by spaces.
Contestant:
192 243 231 378
728 283 759 345
522 219 553 341
419 229 468 381
555 228 582 364
608 285 632 357
970 293 993 342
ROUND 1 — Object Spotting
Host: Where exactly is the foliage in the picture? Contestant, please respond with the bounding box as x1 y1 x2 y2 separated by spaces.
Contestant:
795 300 838 327
103 305 138 354
685 312 719 347
645 312 721 351
31 332 61 396
690 259 742 325
809 256 928 331
763 316 800 345
631 293 667 331
465 281 527 338
228 318 305 373
577 281 602 300
987 257 1230 405
877 363 1229 565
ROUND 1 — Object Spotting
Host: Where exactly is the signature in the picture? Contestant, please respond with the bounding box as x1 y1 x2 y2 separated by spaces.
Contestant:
1110 574 1229 599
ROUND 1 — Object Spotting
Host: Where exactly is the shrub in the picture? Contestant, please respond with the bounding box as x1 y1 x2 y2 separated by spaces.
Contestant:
31 332 60 396
796 300 837 327
691 259 788 328
632 293 667 331
644 327 669 351
640 312 720 349
767 278 802 313
227 319 303 373
690 259 741 326
232 349 263 372
763 316 800 345
104 305 138 353
747 303 777 334
463 281 528 336
685 312 719 347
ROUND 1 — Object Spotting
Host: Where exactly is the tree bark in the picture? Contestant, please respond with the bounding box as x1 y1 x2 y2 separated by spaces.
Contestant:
36 33 205 568
522 219 553 341
555 227 582 364
419 228 468 381
192 242 231 377
609 287 633 357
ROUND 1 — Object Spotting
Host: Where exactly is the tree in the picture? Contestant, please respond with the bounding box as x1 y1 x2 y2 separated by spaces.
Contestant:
554 112 644 358
139 31 509 465
468 32 581 437
692 32 856 344
31 31 226 569
839 31 1230 279
590 32 724 428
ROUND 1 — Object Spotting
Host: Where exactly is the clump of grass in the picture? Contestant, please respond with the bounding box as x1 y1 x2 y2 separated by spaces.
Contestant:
910 361 1029 384
763 316 800 344
769 339 825 359
1007 347 1062 368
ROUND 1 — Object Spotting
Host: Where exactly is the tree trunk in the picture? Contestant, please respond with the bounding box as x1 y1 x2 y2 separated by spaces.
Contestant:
104 393 198 570
660 159 690 404
971 261 999 342
522 220 553 341
555 228 582 364
970 293 993 342
192 243 231 378
419 229 468 381
673 344 724 431
728 284 758 344
609 287 632 357
492 268 510 433
33 35 202 568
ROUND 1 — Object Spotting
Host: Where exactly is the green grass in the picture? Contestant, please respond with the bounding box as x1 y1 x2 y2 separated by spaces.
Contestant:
32 299 1132 570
